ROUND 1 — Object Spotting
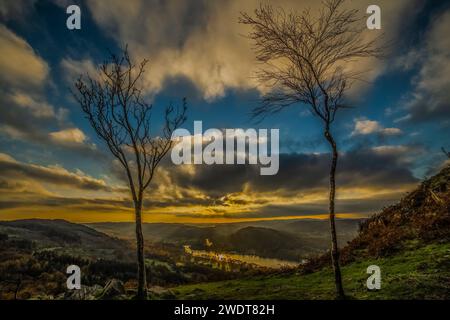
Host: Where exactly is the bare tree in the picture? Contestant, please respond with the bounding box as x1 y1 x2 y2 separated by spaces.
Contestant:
72 47 187 299
240 0 382 299
4 277 22 300
442 147 450 159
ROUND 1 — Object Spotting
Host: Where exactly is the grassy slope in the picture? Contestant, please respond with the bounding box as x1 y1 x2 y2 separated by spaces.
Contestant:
172 241 450 300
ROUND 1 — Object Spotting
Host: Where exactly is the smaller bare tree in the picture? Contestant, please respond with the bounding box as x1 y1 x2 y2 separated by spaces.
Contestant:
240 0 382 299
72 47 186 299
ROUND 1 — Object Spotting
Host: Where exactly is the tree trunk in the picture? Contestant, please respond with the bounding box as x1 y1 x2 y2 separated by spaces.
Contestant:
324 128 345 300
14 279 21 300
135 200 147 299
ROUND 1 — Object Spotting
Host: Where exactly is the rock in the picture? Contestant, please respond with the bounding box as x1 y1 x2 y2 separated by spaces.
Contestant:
148 286 166 295
148 286 176 299
64 284 103 300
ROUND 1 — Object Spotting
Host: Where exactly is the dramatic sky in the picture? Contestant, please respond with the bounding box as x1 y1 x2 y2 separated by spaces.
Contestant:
0 0 449 223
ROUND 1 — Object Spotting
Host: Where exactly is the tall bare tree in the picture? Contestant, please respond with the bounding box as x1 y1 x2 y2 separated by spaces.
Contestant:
72 47 187 299
240 0 382 299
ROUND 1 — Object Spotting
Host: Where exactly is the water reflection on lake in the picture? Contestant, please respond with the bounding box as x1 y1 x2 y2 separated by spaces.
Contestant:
184 245 300 269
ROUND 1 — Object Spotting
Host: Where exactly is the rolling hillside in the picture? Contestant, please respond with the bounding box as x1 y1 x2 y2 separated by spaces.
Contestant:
0 219 131 260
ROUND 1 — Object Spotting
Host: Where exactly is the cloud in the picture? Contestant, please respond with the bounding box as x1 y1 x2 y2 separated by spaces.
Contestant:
0 195 131 212
83 0 417 101
60 58 98 83
48 128 99 154
0 1 37 22
0 144 420 220
79 0 258 100
0 25 100 155
371 145 415 156
49 128 87 145
0 89 68 143
401 8 450 122
351 119 402 136
99 139 419 220
0 24 48 89
0 152 117 192
8 91 58 119
0 151 130 217
207 193 405 219
0 25 62 142
154 146 418 206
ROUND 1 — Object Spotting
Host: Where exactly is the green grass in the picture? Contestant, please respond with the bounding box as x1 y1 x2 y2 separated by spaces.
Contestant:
171 242 450 300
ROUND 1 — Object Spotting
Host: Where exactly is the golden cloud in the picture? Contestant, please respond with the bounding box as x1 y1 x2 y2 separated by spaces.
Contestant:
83 0 417 100
0 24 49 89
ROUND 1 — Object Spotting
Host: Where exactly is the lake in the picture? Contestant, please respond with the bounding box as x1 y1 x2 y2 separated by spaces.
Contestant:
184 245 300 269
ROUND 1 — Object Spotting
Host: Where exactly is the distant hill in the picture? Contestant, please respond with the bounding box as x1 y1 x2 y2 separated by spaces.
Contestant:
226 226 309 260
90 219 361 261
0 219 131 260
277 219 359 237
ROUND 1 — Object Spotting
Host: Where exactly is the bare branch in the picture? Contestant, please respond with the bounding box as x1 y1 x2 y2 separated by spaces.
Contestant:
72 46 187 203
240 0 383 125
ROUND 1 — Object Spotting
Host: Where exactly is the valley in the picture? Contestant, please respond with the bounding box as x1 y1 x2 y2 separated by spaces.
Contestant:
88 218 361 262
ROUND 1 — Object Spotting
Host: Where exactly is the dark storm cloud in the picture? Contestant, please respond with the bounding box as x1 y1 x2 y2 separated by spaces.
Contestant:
174 193 406 220
397 9 450 123
170 164 255 197
0 154 122 192
407 87 450 123
165 146 419 198
0 91 60 140
0 195 131 211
